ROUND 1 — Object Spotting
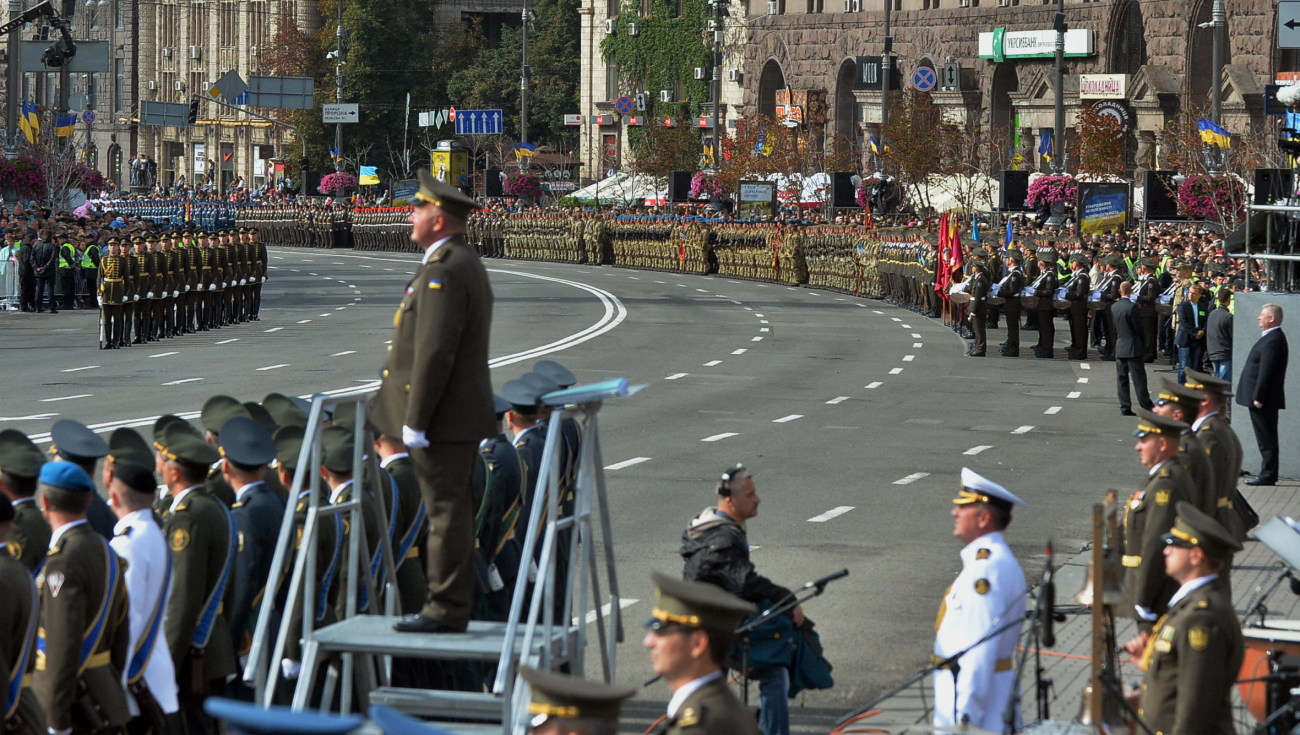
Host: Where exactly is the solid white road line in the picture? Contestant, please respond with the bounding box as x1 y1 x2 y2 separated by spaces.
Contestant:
605 457 651 470
701 432 739 442
807 506 854 523
894 472 929 485
41 394 92 402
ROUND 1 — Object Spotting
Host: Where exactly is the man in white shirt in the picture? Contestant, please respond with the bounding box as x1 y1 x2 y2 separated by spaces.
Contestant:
107 462 179 731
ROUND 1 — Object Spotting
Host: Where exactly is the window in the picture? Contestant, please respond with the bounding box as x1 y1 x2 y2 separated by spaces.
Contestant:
187 2 206 48
606 63 619 98
115 0 124 29
159 5 178 52
249 1 267 69
219 0 238 49
114 58 125 112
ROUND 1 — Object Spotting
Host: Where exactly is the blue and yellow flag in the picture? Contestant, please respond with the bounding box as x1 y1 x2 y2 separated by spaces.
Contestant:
55 114 76 137
327 146 340 162
868 135 891 155
513 141 536 159
1198 118 1232 148
1038 128 1053 162
18 101 39 143
701 142 715 168
359 165 379 186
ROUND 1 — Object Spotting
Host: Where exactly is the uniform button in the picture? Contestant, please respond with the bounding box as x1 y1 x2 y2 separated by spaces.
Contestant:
387 345 393 351
382 369 389 378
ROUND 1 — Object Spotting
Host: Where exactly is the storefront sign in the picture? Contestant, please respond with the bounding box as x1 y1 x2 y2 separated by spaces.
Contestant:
1079 74 1127 99
979 28 1094 60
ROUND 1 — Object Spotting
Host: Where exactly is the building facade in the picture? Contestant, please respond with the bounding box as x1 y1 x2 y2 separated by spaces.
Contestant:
580 0 1291 178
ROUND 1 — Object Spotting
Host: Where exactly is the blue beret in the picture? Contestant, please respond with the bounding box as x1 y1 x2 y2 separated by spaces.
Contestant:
203 698 363 735
39 461 95 493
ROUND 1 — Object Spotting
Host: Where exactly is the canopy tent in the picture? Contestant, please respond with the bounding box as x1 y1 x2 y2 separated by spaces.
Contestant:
568 173 667 206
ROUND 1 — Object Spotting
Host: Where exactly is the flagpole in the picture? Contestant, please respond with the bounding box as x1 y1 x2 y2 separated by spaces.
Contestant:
4 0 19 159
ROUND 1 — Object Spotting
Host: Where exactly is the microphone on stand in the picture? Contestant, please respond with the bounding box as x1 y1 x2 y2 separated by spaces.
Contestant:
1041 540 1056 648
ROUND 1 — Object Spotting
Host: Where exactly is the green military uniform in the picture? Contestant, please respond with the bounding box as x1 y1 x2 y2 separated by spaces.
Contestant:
518 666 635 734
155 423 238 724
33 463 131 733
1153 380 1216 519
0 429 51 573
1123 410 1194 626
1137 502 1242 735
1183 370 1246 542
98 239 128 349
380 453 428 615
647 572 759 735
0 499 44 735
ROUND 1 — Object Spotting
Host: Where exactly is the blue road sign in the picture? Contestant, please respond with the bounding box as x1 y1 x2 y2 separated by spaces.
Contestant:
454 109 504 135
230 91 251 105
614 96 634 115
911 66 937 92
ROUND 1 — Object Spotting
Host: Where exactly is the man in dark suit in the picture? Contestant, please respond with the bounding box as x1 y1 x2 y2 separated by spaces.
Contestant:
1174 282 1209 384
1114 281 1154 415
371 169 495 634
1237 304 1289 486
965 258 990 357
1064 253 1091 360
29 231 57 313
1134 259 1161 362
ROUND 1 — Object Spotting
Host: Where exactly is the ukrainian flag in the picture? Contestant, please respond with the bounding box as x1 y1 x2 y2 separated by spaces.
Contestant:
1198 118 1232 148
869 135 891 155
55 114 76 137
18 101 39 143
1038 128 1053 162
359 165 379 186
513 141 536 159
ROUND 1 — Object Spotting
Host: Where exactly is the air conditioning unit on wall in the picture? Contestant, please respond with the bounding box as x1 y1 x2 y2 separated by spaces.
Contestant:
189 45 202 59
660 89 672 102
727 69 741 82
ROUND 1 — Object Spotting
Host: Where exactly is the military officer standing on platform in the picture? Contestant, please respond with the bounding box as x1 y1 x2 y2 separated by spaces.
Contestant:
0 429 52 572
0 495 44 734
155 421 238 734
219 416 288 670
1124 410 1195 628
106 462 180 732
934 468 1028 732
1123 502 1242 735
517 666 635 735
33 461 133 734
643 572 760 735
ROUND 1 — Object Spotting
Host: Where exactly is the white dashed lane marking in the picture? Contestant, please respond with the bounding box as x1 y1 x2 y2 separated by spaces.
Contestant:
873 310 884 314
331 350 356 357
1012 425 1035 434
61 365 98 373
666 373 688 380
752 336 763 342
1081 363 1091 370
264 327 283 333
894 472 929 485
826 396 850 405
605 457 651 470
1067 391 1082 399
889 367 904 374
964 445 993 455
1077 377 1088 383
913 343 924 348
773 414 803 423
704 360 722 367
891 317 902 322
163 378 203 386
866 382 883 389
41 394 92 402
903 355 915 362
257 364 289 371
150 351 178 358
1045 406 1062 414
808 506 854 523
732 349 748 355
216 338 239 345
297 320 312 324
911 333 922 338
702 432 739 442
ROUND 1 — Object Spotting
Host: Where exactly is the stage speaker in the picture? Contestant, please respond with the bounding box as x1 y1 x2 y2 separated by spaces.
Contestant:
999 170 1030 211
484 168 504 198
668 171 693 203
1255 167 1295 205
1143 169 1180 219
831 172 859 208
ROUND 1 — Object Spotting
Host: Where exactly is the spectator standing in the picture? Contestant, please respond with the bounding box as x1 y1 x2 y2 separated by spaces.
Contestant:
1114 281 1154 415
1238 304 1289 486
1205 288 1233 381
1174 282 1209 383
30 230 57 313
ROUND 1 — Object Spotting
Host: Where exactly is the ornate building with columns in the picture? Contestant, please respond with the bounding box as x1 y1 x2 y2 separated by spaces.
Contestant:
580 0 1290 178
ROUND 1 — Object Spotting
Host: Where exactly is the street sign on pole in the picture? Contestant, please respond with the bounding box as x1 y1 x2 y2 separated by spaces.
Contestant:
209 70 249 101
247 76 315 110
1281 2 1300 48
910 66 936 92
140 100 191 127
453 109 503 135
322 103 359 124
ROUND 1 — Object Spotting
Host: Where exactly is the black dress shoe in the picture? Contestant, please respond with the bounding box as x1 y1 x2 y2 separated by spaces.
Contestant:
1246 478 1277 487
392 614 463 633
1121 409 1136 416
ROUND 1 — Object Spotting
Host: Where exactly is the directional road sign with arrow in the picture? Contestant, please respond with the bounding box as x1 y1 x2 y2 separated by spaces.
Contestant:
454 109 503 135
1280 2 1300 48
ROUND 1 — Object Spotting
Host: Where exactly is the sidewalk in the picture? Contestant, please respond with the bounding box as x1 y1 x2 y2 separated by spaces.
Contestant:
839 476 1300 734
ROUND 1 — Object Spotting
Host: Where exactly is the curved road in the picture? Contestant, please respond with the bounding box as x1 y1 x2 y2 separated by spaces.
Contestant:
0 246 1141 726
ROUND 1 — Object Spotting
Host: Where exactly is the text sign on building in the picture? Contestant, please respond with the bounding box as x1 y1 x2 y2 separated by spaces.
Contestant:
1079 74 1128 99
1280 2 1300 48
853 57 900 91
978 28 1094 60
322 103 359 124
563 114 583 126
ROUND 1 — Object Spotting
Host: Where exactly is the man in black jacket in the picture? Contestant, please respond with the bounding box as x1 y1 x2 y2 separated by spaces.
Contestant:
1238 304 1289 486
29 231 57 313
681 465 801 735
1114 281 1154 415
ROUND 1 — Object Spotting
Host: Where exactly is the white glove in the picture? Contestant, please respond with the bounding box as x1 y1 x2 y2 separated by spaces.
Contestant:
221 282 227 288
173 290 179 298
208 284 216 291
402 425 429 449
184 285 190 292
133 295 140 302
240 279 246 286
146 291 154 298
280 659 301 680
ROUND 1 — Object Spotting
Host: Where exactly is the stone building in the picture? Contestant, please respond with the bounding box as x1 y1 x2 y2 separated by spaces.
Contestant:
580 0 1291 177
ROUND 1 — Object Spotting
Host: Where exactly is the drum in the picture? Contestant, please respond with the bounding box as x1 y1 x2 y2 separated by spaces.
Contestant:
1053 286 1072 310
950 292 972 305
1240 622 1300 722
1087 289 1107 311
1019 286 1039 310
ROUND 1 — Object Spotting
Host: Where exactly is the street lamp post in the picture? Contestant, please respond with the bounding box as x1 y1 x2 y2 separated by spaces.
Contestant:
1052 2 1065 174
1203 0 1225 174
332 0 345 172
5 0 22 158
520 4 532 156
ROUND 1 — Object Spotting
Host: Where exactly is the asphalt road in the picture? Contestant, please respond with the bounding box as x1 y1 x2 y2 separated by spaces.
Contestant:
0 246 1151 729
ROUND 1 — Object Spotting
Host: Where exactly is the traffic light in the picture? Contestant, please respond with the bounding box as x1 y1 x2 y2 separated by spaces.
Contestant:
187 97 200 125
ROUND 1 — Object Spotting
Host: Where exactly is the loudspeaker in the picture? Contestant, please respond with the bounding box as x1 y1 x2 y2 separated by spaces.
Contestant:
484 168 504 198
1255 168 1295 205
831 172 859 208
999 170 1030 211
668 171 693 203
1143 169 1180 219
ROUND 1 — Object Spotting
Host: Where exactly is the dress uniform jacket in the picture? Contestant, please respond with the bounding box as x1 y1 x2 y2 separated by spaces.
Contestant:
379 455 428 615
1137 576 1241 735
1123 461 1192 621
230 482 287 657
369 236 495 443
34 522 132 731
471 435 523 621
163 487 237 686
933 530 1026 731
0 546 43 733
1192 413 1245 540
330 480 386 617
659 675 759 735
8 498 50 572
282 489 342 665
1173 432 1216 520
110 508 179 716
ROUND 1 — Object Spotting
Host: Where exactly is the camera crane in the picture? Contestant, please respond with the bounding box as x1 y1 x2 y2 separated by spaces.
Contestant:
0 1 75 67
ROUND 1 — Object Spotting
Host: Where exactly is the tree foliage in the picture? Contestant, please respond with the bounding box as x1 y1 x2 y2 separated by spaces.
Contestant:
1074 104 1127 178
600 0 711 121
881 91 959 210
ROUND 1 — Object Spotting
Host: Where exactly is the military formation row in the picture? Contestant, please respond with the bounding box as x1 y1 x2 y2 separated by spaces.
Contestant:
96 229 268 349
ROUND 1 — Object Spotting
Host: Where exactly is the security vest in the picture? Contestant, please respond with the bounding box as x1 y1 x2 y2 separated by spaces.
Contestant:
79 248 94 268
57 242 76 269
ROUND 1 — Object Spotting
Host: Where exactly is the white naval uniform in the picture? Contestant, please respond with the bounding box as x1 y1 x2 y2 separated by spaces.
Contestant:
933 530 1027 731
110 509 180 716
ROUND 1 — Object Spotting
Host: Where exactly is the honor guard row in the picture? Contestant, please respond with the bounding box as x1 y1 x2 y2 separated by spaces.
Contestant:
97 228 268 349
